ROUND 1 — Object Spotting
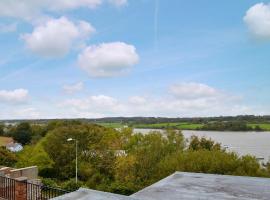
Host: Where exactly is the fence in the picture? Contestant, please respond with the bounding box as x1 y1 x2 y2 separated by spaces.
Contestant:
0 176 15 200
0 175 70 200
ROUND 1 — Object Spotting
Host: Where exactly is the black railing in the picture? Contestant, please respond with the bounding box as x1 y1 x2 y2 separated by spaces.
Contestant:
0 175 70 200
27 182 70 200
0 176 16 200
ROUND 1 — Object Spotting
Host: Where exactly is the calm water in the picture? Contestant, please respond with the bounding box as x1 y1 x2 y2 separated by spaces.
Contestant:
134 129 270 162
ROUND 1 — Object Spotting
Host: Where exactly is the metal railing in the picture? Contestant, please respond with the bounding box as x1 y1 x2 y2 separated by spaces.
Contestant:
0 175 70 200
0 176 16 200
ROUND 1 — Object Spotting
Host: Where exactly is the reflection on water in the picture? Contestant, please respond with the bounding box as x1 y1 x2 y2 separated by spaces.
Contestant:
134 129 270 162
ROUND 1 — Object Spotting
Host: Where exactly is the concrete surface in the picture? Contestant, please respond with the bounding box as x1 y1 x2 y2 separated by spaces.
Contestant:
52 172 270 200
132 172 270 200
9 166 38 180
52 188 140 200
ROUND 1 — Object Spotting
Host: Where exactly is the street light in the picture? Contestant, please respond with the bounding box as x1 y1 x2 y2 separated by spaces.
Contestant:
67 138 78 184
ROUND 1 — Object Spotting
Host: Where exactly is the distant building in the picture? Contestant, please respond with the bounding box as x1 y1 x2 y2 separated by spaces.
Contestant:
6 142 23 152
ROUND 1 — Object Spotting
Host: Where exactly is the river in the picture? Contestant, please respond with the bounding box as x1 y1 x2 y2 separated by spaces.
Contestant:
133 129 270 162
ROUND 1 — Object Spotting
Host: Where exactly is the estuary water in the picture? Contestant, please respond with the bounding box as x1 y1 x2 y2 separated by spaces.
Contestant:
133 129 270 162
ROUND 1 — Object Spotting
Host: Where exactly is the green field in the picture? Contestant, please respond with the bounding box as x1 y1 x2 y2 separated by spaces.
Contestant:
97 122 270 131
248 123 270 131
97 122 203 130
133 122 203 130
97 122 123 128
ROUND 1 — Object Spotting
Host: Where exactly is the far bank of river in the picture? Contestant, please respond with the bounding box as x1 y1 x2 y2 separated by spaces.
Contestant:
133 128 270 162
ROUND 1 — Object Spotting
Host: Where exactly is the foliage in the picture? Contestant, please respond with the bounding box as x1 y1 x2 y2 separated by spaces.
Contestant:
61 179 84 191
11 122 32 145
200 121 261 131
11 121 270 195
188 136 222 151
0 124 4 136
0 147 17 167
16 141 53 171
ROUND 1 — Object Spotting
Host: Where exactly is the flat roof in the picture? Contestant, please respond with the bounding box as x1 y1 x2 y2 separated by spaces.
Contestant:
52 188 139 200
131 172 270 200
53 172 270 200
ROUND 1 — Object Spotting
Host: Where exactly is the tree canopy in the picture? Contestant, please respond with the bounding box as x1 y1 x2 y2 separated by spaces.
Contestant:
13 121 270 195
11 122 32 145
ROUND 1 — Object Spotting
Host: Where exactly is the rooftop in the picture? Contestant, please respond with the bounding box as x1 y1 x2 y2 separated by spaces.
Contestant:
53 172 270 200
53 188 139 200
132 172 270 200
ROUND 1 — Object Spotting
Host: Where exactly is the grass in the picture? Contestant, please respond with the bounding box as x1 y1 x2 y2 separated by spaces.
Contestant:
133 122 203 130
248 123 270 131
98 122 270 131
97 123 123 128
0 136 13 146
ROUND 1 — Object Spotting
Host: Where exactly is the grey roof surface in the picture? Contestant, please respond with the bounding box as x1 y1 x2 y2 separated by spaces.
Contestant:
52 172 270 200
131 172 270 200
52 188 139 200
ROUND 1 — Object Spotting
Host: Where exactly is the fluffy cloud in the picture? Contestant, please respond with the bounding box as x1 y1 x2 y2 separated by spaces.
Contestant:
244 3 270 39
0 0 127 20
0 22 17 33
61 95 124 116
169 83 219 99
108 0 127 7
78 42 139 77
59 83 255 118
63 82 84 94
0 89 29 104
129 96 147 105
22 17 95 58
12 107 40 119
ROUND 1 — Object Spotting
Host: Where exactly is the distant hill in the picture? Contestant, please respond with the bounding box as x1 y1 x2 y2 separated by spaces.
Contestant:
1 115 270 125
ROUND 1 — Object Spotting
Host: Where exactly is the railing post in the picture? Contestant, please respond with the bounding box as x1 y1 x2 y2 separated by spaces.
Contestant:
15 177 27 200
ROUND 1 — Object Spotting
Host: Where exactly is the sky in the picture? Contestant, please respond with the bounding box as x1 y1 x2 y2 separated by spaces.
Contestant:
0 0 270 119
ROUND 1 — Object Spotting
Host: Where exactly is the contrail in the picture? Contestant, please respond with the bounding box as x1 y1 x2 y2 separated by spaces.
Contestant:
154 0 159 51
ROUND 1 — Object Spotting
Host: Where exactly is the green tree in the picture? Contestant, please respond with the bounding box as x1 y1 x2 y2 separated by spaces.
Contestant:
188 135 221 151
16 141 53 172
113 130 185 192
0 147 17 167
42 123 117 180
12 122 32 145
0 124 4 136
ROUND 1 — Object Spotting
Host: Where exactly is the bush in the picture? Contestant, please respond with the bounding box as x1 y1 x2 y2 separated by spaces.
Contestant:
0 147 17 167
62 179 83 191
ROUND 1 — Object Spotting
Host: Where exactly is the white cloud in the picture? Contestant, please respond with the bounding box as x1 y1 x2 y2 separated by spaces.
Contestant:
0 89 29 104
48 0 102 10
169 82 219 99
0 22 17 33
22 17 96 58
59 83 256 118
12 107 40 119
0 0 126 21
78 42 139 77
129 96 147 105
244 3 270 39
63 82 84 94
61 95 124 116
108 0 127 7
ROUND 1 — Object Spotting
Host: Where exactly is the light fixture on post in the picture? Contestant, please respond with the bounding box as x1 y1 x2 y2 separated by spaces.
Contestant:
67 138 78 184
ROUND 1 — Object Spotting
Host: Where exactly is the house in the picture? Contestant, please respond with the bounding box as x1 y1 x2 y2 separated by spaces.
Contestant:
6 142 23 152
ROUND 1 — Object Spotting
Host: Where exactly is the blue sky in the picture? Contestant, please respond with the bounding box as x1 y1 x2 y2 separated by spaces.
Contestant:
0 0 269 119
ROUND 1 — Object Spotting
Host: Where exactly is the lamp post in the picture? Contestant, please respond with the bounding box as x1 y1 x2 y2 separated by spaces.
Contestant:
67 138 78 184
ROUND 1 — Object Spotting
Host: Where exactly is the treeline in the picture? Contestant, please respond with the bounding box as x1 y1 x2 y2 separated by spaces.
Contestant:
199 122 263 131
1 115 270 125
0 121 269 195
